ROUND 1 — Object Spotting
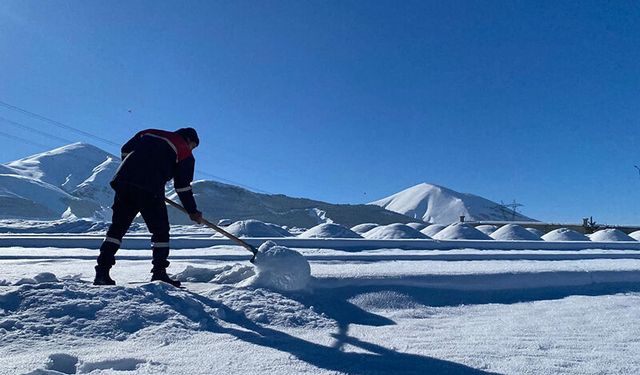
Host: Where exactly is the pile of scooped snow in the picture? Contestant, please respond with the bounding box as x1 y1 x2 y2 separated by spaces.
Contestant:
433 223 493 240
242 241 311 291
420 224 447 237
542 228 590 241
350 223 378 234
589 229 636 242
475 225 498 235
490 224 542 241
0 277 222 342
298 223 362 238
225 219 291 237
175 264 255 283
363 223 429 239
406 222 427 231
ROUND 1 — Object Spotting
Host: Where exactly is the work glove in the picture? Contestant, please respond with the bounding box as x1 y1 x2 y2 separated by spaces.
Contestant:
189 210 203 224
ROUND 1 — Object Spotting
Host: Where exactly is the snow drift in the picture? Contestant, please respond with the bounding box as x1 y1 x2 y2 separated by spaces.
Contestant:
350 223 378 234
224 220 291 238
589 229 636 242
363 223 429 239
420 224 447 237
542 228 590 242
433 223 493 240
298 223 362 239
490 224 542 241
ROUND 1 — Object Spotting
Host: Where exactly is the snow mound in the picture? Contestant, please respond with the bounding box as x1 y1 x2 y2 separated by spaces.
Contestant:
406 222 427 231
525 227 545 237
363 223 429 239
433 223 493 240
350 223 378 234
0 279 223 343
542 228 590 241
245 241 311 291
420 224 447 237
265 223 292 237
629 230 640 241
225 220 289 237
175 264 255 284
298 223 362 238
475 225 498 235
589 229 636 242
490 224 542 241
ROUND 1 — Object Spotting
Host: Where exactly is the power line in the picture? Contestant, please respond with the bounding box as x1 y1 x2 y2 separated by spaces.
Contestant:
0 100 273 194
0 115 78 145
0 130 52 150
0 100 120 147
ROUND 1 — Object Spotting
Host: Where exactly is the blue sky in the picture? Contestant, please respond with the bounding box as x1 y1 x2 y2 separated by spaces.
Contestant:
1 0 639 224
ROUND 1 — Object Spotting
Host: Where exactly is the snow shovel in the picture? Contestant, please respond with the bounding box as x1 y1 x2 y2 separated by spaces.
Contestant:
164 198 258 263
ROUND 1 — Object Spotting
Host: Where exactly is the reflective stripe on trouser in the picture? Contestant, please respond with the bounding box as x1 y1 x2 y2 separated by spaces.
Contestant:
97 238 121 268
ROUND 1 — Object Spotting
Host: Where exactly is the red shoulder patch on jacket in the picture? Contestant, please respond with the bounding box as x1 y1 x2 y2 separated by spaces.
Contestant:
140 129 193 162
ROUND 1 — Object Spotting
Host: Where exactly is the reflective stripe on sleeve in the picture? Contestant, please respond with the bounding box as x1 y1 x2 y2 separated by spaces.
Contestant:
175 186 192 193
152 242 170 248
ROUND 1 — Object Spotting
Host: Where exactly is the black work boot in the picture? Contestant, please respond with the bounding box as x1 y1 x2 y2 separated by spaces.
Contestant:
94 265 116 286
151 267 181 288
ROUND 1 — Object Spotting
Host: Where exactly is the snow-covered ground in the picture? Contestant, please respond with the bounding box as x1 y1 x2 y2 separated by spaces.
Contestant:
3 241 640 374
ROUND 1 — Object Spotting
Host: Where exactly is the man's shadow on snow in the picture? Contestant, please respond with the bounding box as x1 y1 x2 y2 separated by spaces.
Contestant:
180 290 498 375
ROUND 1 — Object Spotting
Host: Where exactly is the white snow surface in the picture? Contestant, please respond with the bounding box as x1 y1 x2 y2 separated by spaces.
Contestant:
4 242 640 374
490 224 542 241
363 223 429 239
588 228 636 242
370 182 535 223
298 223 362 239
542 228 590 242
433 223 493 240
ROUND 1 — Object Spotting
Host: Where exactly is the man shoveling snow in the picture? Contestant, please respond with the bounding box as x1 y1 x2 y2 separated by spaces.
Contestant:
94 128 203 287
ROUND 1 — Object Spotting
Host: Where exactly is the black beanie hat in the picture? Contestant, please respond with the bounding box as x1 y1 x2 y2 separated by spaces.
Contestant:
176 127 199 146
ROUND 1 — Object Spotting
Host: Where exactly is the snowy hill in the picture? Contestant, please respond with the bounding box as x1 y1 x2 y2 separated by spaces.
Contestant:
1 143 415 227
167 180 414 228
369 183 536 224
1 143 114 219
7 142 118 200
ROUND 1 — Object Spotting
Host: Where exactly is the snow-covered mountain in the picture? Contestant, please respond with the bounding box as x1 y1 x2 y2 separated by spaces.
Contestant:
369 182 535 224
166 180 413 228
1 143 414 227
0 143 111 219
6 142 119 196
